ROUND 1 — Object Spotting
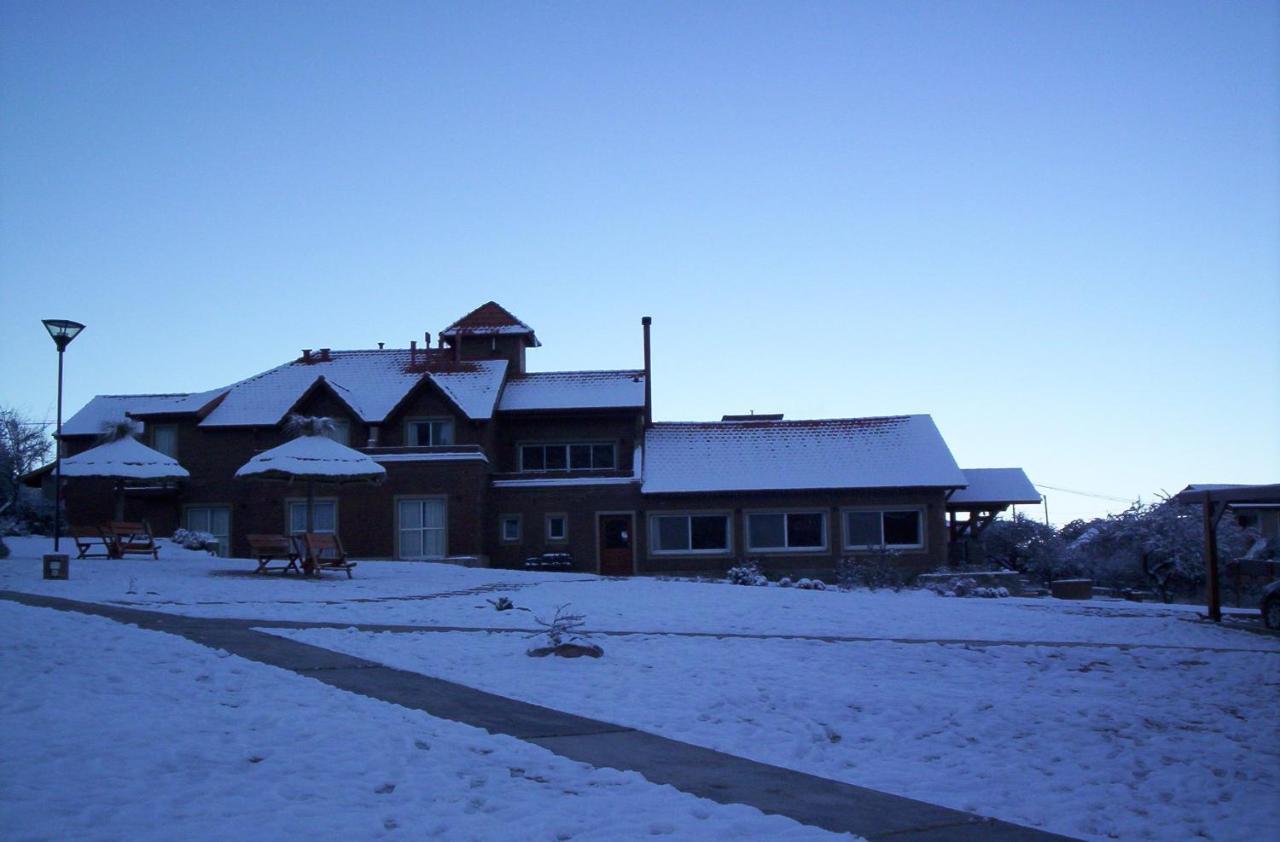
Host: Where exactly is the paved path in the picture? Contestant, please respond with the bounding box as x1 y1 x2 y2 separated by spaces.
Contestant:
2 590 1080 841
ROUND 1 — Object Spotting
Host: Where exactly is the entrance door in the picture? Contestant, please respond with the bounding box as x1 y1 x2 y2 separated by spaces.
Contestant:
598 513 633 576
398 498 446 559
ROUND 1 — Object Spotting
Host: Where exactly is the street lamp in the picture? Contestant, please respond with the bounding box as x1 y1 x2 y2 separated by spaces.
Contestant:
42 319 85 554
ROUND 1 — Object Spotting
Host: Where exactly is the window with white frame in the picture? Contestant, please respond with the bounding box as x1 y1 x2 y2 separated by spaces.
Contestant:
185 505 230 556
746 511 826 552
151 424 179 458
519 442 615 471
288 500 337 535
398 498 446 559
843 509 924 550
406 418 454 446
325 420 351 446
649 513 731 554
500 514 521 542
545 513 567 542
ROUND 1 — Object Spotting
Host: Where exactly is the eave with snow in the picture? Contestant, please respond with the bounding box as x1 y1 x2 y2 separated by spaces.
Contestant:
47 301 1038 576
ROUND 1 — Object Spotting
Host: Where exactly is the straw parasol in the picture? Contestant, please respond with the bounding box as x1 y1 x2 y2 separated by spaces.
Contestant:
60 421 191 520
234 415 386 534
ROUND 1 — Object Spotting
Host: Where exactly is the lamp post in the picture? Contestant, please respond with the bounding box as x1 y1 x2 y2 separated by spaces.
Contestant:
42 319 85 554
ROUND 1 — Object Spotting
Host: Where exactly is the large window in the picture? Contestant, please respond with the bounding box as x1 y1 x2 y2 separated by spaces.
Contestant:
398 498 446 559
406 418 454 446
650 513 731 554
746 512 826 552
843 509 924 550
288 500 337 535
520 442 615 472
185 505 230 556
151 424 179 458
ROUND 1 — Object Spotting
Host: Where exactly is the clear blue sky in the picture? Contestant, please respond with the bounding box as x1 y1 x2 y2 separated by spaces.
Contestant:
2 1 1277 524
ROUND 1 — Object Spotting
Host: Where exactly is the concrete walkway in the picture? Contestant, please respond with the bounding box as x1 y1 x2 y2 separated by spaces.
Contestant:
2 590 1077 841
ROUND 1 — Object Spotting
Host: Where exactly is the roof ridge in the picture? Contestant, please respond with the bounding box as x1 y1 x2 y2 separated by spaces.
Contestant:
653 415 918 427
512 368 645 377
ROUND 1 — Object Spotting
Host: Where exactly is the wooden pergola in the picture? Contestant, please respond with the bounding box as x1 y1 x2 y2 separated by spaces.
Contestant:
1173 483 1280 622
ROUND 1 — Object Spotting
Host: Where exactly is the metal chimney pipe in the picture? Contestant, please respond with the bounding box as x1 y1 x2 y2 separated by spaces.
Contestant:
642 316 652 428
410 340 417 367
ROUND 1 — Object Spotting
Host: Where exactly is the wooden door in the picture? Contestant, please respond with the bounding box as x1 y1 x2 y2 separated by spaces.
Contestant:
598 514 634 576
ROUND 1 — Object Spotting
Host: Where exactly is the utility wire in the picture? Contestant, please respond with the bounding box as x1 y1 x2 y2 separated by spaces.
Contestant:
1035 483 1135 504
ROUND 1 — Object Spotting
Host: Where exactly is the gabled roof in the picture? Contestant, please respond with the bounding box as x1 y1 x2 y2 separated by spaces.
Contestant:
498 370 645 412
199 351 506 426
63 350 509 433
948 468 1041 506
439 301 540 346
640 415 966 494
61 391 224 436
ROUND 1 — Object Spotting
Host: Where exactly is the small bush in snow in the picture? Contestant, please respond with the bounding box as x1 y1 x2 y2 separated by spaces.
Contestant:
926 577 1010 598
777 577 793 588
171 528 219 554
726 561 768 586
525 604 603 658
793 578 827 591
487 596 516 611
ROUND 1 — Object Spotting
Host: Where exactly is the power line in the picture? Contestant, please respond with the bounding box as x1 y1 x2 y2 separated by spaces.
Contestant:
1035 483 1135 504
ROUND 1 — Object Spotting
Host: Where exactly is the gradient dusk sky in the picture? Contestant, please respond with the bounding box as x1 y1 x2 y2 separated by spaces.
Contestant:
2 1 1277 524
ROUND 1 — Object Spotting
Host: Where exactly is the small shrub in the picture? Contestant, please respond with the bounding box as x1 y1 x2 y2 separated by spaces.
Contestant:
726 561 768 586
525 604 603 658
777 577 793 588
171 528 219 553
925 577 1010 598
793 578 827 591
487 596 516 611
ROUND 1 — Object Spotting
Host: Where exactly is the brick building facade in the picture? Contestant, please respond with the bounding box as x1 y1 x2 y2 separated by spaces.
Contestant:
54 302 1038 577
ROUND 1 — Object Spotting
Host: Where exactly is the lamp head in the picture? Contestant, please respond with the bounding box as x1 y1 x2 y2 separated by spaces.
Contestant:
42 319 85 351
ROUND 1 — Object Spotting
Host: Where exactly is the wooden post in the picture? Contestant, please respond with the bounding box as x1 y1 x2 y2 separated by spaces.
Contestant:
1204 499 1221 622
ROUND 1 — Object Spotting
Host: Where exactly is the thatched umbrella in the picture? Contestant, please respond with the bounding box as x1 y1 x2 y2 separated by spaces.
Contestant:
234 416 385 534
61 421 190 520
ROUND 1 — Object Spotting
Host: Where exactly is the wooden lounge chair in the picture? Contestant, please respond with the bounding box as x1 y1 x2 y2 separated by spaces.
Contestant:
107 521 159 559
246 534 302 575
70 525 116 559
300 533 357 579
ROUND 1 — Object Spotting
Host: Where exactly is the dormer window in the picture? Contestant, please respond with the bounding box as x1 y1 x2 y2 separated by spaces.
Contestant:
520 441 615 472
406 418 454 447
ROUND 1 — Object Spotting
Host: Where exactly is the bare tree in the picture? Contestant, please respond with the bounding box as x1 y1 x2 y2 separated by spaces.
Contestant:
0 406 53 508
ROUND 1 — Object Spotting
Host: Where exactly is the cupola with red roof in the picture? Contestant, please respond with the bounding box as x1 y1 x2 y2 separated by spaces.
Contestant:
439 302 540 373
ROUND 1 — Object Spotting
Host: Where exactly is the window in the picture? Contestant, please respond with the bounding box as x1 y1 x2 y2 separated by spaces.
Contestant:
545 514 567 542
520 442 615 472
151 424 179 458
843 509 924 550
325 420 351 446
650 513 731 554
406 418 454 446
746 512 827 552
398 498 446 559
288 500 336 535
185 505 230 556
500 514 521 542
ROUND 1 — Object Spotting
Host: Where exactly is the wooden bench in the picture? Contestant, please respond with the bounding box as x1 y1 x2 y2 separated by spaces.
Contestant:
107 521 159 559
300 533 357 579
70 525 116 559
246 533 302 575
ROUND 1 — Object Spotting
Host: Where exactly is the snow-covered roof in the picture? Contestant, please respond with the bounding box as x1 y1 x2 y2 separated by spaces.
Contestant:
498 370 645 412
440 301 540 346
640 415 966 494
949 468 1041 506
234 435 387 483
60 436 190 480
61 392 223 437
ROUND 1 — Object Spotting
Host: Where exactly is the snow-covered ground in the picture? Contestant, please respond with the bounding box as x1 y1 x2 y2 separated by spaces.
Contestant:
0 601 846 841
3 536 1278 841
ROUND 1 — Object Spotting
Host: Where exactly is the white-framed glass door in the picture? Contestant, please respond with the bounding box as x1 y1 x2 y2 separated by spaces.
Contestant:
185 505 231 556
398 498 446 559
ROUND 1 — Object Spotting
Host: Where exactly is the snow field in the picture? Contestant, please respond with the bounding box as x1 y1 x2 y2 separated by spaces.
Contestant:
0 602 852 841
270 627 1280 842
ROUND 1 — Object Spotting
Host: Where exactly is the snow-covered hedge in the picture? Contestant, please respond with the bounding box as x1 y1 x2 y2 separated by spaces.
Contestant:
170 529 219 553
926 577 1010 598
726 562 768 587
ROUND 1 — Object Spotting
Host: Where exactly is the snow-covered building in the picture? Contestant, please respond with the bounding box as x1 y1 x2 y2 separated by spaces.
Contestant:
54 301 1038 576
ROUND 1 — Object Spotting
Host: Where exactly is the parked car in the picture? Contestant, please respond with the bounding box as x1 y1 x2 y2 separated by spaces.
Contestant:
1262 580 1280 630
